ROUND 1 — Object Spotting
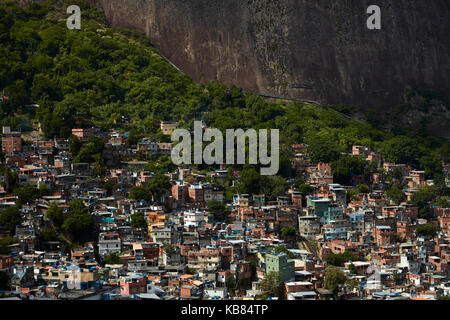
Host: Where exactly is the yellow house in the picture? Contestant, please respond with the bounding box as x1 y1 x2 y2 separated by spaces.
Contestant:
146 212 168 238
160 121 178 135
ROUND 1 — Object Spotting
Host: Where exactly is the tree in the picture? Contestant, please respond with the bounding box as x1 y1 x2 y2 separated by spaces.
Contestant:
103 252 121 265
325 266 347 299
13 184 42 204
433 197 450 208
346 278 360 293
239 167 262 195
260 175 288 201
348 263 357 275
46 203 64 228
0 236 18 254
249 256 259 281
357 184 371 194
306 135 342 163
74 136 105 164
385 185 406 205
227 274 237 296
293 177 306 188
415 224 438 238
381 136 420 165
61 200 93 242
331 155 366 185
4 80 28 108
297 183 314 196
206 200 230 222
326 252 357 267
69 134 83 156
410 185 440 219
274 245 296 259
147 172 171 203
365 108 382 127
0 168 19 193
346 188 360 204
129 186 151 202
365 160 379 176
126 129 143 147
280 226 297 243
393 271 402 285
145 155 176 174
186 267 196 275
130 212 147 230
388 167 404 181
38 184 50 197
102 180 118 196
0 207 21 233
0 270 10 290
164 245 175 253
260 271 285 299
40 227 59 241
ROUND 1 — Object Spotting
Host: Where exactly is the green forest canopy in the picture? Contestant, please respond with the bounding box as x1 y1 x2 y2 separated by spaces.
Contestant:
0 0 448 186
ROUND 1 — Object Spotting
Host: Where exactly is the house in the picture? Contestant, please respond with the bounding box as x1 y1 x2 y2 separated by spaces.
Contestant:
439 214 450 237
185 247 220 273
0 254 13 271
230 260 252 283
328 184 346 206
162 246 183 266
307 197 330 218
405 170 427 189
119 273 148 296
1 127 21 155
184 210 206 231
71 128 94 141
188 183 205 205
373 225 394 246
98 232 121 258
127 259 157 272
172 182 188 202
54 138 70 152
285 281 315 300
344 261 371 275
204 286 227 299
10 266 35 291
180 284 196 298
323 220 348 241
160 121 178 135
152 223 178 245
132 242 159 262
265 253 295 282
298 215 320 238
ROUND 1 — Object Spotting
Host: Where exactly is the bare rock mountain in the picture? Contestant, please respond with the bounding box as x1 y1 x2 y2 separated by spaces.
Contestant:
90 0 450 114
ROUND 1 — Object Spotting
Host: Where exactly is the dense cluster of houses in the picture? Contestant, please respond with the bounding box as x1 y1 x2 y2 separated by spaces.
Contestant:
0 123 449 301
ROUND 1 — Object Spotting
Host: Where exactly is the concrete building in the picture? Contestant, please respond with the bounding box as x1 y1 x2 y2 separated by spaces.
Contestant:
160 121 178 135
1 127 21 155
298 215 320 238
265 253 295 282
184 210 206 231
307 197 330 218
98 232 121 258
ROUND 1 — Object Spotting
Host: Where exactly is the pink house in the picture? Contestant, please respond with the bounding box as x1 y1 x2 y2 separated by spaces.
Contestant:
119 274 147 296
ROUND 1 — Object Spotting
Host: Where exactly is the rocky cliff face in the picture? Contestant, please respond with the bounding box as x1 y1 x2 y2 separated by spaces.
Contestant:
91 0 450 112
